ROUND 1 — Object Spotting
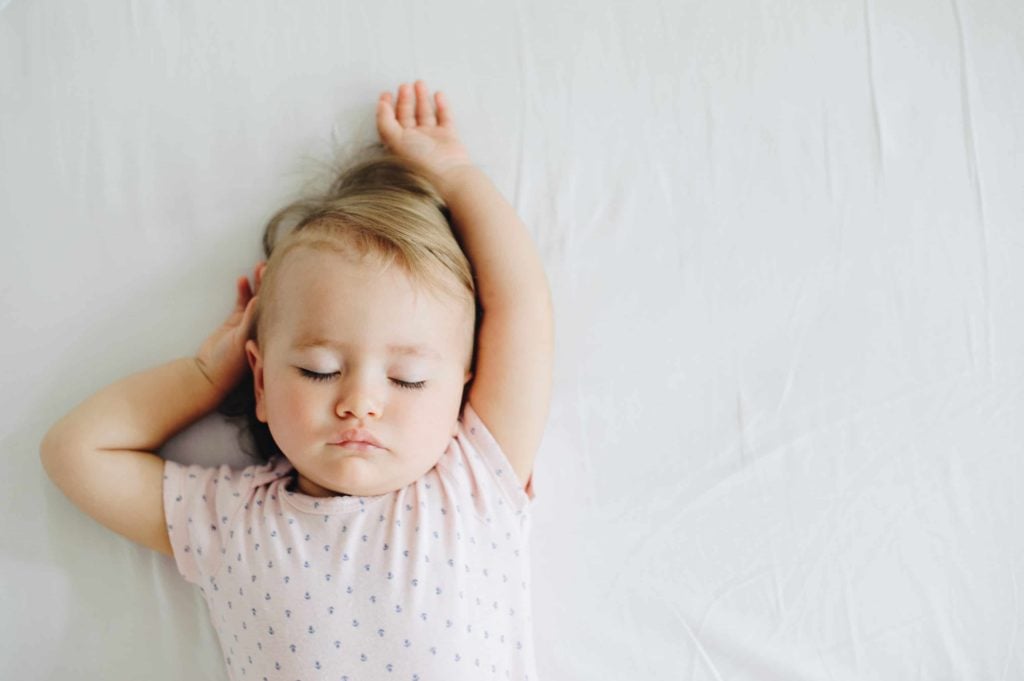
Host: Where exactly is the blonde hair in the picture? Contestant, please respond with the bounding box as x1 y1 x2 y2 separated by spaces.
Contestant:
252 146 477 348
220 144 480 464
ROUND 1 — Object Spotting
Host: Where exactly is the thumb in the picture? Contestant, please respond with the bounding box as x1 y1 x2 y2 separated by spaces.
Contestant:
235 295 260 343
376 94 402 146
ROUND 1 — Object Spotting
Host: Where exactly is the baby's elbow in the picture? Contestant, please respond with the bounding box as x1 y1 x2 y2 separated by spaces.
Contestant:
40 431 66 483
39 427 61 469
39 426 80 480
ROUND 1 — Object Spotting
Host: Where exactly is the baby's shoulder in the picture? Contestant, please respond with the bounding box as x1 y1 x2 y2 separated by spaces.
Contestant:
164 456 289 512
436 404 534 518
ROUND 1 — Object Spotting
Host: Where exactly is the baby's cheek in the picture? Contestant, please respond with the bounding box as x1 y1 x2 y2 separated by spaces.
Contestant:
271 382 314 425
418 390 462 441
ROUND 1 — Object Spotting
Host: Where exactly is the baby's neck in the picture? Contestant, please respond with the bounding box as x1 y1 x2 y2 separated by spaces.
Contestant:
286 471 351 497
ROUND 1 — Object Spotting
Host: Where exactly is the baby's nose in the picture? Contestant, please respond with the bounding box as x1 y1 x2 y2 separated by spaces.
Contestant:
335 383 381 419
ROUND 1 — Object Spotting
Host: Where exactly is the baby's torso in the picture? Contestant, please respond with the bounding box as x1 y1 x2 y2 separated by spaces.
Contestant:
210 477 531 679
163 403 538 681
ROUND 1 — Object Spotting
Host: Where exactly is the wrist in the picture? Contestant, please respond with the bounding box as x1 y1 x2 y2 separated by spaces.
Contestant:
433 163 481 201
190 356 232 403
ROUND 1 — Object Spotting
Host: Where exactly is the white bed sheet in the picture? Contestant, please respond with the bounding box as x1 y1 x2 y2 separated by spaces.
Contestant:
3 0 1023 678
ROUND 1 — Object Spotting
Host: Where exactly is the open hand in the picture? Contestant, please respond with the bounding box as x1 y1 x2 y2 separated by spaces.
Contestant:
376 80 473 195
195 261 266 396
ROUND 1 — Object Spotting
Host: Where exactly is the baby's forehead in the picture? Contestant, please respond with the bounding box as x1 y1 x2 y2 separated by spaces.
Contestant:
272 271 469 338
273 252 455 312
287 332 447 360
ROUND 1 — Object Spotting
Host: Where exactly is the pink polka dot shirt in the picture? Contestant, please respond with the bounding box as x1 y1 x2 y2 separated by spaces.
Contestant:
162 402 538 681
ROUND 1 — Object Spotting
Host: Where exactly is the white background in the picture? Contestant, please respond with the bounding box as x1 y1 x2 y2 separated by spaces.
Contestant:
3 0 1023 679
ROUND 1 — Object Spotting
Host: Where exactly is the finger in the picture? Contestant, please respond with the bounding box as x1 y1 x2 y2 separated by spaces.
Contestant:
376 92 402 145
435 91 454 128
255 261 266 289
395 82 416 128
235 295 260 344
242 294 259 327
414 80 436 126
236 276 251 308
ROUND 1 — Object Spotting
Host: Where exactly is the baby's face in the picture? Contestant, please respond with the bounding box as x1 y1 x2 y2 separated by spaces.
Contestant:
244 246 474 497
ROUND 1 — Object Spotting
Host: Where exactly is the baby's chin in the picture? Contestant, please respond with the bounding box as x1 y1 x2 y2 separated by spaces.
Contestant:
290 444 449 497
293 457 398 498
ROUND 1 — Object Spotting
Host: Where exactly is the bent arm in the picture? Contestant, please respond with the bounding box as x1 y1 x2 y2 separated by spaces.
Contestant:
42 357 225 454
438 166 552 312
438 166 555 490
39 357 227 556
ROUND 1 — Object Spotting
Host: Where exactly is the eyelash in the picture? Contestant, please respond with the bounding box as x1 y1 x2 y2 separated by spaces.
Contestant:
298 369 426 390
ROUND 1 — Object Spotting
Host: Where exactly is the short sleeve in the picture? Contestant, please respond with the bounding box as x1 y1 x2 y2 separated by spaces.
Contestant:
443 402 535 518
162 460 251 585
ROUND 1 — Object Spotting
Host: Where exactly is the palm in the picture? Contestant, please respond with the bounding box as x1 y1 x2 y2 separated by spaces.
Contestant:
198 312 246 386
388 126 461 171
377 81 472 190
196 262 264 395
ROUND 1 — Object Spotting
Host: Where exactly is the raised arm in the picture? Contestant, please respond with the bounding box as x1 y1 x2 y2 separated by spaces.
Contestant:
39 265 264 555
377 81 554 492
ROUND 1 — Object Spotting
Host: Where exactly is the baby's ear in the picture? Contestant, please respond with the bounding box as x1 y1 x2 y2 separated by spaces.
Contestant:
245 340 268 423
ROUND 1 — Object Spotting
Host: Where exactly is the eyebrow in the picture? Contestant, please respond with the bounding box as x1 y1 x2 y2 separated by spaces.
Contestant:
292 338 442 359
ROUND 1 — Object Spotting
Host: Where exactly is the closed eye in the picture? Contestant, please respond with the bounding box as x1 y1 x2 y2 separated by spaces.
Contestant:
298 369 426 390
392 379 427 390
299 369 335 383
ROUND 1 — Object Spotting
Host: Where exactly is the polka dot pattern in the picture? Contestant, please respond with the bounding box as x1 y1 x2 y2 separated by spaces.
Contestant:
163 403 538 680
